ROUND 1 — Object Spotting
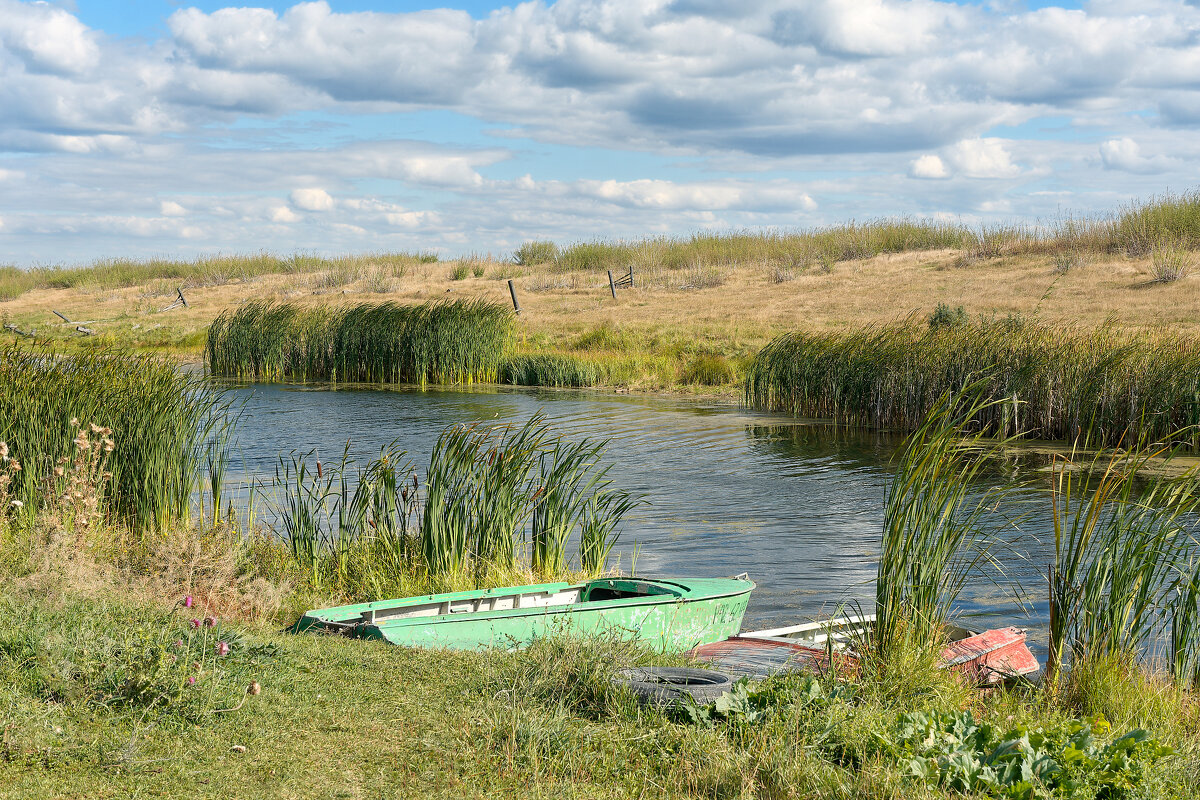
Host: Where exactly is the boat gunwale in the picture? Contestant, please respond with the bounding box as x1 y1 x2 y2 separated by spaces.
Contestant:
299 577 755 629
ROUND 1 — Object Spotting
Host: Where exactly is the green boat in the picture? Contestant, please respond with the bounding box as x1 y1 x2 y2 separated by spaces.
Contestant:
293 576 754 651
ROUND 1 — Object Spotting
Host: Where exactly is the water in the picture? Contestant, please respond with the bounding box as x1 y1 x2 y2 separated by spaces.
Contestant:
223 382 1058 654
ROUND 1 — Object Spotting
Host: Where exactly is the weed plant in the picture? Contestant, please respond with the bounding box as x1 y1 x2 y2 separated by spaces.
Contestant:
206 299 514 385
745 317 1200 448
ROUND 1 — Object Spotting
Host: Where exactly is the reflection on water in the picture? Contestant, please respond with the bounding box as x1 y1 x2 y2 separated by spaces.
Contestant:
223 382 1062 655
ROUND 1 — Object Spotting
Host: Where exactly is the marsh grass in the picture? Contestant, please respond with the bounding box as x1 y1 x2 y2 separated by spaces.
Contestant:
499 353 601 387
872 384 1016 663
206 299 514 385
745 317 1200 448
268 415 637 595
0 347 224 531
1045 442 1200 685
1150 239 1192 283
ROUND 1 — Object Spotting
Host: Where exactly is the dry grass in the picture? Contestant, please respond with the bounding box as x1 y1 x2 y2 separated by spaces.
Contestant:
3 246 1199 393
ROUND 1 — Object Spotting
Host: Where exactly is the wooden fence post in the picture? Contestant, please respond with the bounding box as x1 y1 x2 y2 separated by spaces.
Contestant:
607 270 617 299
507 279 521 315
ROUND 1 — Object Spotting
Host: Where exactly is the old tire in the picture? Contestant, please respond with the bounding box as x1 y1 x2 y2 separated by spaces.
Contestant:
613 667 734 707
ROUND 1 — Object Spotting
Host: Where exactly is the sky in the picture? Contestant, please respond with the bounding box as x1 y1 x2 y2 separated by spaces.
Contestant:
1 0 1199 265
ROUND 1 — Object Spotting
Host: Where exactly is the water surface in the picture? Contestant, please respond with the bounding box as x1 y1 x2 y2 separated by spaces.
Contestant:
224 383 1058 654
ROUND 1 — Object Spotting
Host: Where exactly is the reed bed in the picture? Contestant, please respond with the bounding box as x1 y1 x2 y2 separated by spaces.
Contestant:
206 300 515 385
267 414 638 595
499 354 602 388
745 317 1200 448
0 346 224 531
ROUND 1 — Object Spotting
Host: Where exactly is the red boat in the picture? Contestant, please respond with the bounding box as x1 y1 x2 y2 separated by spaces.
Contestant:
690 615 1039 684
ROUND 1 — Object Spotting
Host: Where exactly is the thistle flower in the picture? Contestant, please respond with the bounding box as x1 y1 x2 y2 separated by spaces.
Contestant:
89 423 103 434
189 618 200 629
102 439 115 453
187 676 196 686
204 616 217 628
216 641 230 656
174 639 184 648
183 595 193 608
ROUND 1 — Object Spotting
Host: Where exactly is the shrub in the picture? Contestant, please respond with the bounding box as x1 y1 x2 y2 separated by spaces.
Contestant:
927 303 968 329
512 241 559 266
1150 240 1191 283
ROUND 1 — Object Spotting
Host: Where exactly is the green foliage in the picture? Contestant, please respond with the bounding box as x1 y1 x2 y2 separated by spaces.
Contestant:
0 346 224 532
927 303 968 329
875 383 1014 660
512 241 560 266
745 317 1200 448
206 299 515 385
270 415 637 590
450 263 470 280
673 675 842 728
0 595 272 726
681 353 735 385
1150 239 1192 283
1046 445 1199 682
499 354 601 387
891 710 1171 799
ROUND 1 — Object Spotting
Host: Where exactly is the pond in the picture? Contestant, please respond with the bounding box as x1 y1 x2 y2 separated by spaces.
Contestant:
223 383 1059 655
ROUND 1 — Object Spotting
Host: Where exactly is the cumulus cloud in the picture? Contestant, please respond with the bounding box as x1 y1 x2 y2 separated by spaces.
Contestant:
945 139 1022 179
909 154 949 179
1099 137 1176 174
290 188 335 211
4 0 1200 262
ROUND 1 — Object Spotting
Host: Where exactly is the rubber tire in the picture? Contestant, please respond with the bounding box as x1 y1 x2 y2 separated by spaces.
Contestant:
613 667 734 707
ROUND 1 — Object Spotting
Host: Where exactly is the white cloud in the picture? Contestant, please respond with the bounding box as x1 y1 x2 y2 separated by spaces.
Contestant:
909 154 949 179
290 188 335 211
945 139 1022 179
1099 137 1175 174
270 206 300 223
0 0 100 74
160 200 187 217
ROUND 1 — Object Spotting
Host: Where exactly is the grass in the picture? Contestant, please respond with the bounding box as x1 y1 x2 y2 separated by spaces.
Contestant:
206 299 515 385
4 367 1200 797
0 346 224 532
745 316 1200 448
499 353 602 387
0 252 438 302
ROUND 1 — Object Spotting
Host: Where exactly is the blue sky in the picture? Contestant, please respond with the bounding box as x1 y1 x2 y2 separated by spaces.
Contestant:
1 0 1197 264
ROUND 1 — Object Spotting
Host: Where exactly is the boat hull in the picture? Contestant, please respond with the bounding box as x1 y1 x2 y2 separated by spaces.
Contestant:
295 577 753 652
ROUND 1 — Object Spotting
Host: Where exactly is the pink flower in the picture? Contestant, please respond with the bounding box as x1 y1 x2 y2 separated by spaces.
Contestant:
183 595 193 608
173 639 184 648
203 616 217 628
187 676 196 686
189 618 200 629
216 641 230 656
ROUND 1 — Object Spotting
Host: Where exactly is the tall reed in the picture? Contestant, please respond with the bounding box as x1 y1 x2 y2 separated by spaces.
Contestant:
206 300 515 385
1170 559 1200 690
746 317 1200 448
0 346 224 531
1046 443 1200 684
874 384 1014 661
269 415 638 596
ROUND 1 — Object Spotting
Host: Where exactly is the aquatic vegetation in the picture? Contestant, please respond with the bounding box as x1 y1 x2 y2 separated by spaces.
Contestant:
206 299 515 385
499 353 601 387
268 414 637 595
873 385 1014 660
1045 443 1200 684
0 346 224 531
745 317 1200 448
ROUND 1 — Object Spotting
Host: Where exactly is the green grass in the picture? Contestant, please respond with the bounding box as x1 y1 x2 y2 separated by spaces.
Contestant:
745 316 1200 448
0 346 224 532
499 353 602 387
206 300 515 385
3 585 1196 800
